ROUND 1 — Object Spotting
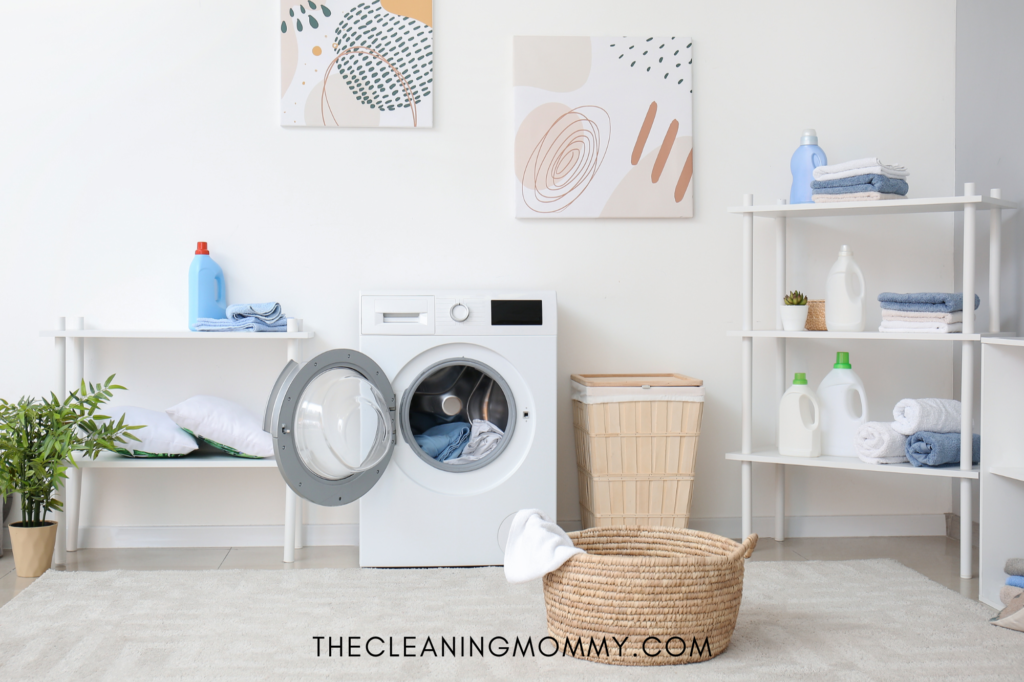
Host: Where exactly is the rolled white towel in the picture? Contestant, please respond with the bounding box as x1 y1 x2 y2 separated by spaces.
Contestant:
892 398 961 435
854 422 908 464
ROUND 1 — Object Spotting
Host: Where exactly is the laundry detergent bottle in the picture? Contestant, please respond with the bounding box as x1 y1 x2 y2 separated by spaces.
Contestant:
790 129 827 204
778 373 821 457
188 241 226 331
825 245 866 332
817 352 868 457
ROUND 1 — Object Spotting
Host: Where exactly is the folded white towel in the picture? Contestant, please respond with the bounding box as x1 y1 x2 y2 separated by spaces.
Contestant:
854 421 908 464
813 157 910 181
812 192 905 203
879 321 963 333
503 509 584 583
892 398 961 436
882 310 963 324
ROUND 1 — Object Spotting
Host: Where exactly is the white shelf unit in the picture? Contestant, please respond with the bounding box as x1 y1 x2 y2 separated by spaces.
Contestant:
980 337 1024 608
43 317 314 566
729 185 1016 580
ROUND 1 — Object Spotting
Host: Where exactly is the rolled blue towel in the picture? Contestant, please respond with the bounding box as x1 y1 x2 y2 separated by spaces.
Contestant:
194 317 287 332
1008 575 1024 589
878 292 980 313
810 174 909 195
414 422 471 462
905 431 980 467
227 302 284 324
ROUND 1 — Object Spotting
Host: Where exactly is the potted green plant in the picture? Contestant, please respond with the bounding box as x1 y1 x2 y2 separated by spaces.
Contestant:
781 290 809 331
0 376 138 577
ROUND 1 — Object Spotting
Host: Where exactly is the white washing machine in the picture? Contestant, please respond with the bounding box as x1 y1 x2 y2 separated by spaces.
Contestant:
264 291 557 567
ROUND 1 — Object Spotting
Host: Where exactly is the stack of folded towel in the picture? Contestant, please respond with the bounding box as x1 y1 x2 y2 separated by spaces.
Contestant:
195 302 288 332
995 558 1024 632
878 292 980 334
854 398 980 467
811 158 909 203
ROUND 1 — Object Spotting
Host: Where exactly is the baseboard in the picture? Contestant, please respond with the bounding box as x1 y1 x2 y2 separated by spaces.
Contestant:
559 513 948 539
3 514 948 551
71 523 359 549
945 513 981 547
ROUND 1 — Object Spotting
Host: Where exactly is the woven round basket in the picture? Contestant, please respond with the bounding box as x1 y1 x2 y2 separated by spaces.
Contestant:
806 299 827 331
542 527 757 666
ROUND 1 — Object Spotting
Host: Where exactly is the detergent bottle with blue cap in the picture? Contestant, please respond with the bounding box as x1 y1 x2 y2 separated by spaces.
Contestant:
188 241 226 330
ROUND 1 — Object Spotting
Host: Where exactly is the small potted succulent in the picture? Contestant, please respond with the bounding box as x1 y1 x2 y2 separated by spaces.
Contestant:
0 376 138 577
781 290 809 331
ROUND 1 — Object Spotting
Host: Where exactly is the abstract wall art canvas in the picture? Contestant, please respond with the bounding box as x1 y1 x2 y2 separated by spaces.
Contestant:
514 37 693 218
281 0 432 128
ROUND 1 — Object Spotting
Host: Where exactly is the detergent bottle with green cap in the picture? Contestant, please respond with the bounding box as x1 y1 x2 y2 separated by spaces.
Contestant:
188 241 226 331
816 352 868 457
778 372 821 457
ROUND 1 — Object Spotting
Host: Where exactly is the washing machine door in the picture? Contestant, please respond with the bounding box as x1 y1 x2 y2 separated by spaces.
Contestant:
264 349 395 506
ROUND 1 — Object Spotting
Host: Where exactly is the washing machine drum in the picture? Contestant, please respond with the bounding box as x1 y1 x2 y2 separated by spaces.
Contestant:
265 349 396 507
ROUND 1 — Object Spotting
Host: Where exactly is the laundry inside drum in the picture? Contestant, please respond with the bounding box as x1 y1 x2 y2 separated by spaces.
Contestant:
406 363 513 470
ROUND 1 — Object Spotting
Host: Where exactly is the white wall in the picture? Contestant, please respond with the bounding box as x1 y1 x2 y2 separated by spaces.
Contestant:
0 0 958 545
953 0 1024 526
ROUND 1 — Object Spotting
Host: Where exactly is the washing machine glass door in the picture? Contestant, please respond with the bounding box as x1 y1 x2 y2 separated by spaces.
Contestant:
265 349 396 507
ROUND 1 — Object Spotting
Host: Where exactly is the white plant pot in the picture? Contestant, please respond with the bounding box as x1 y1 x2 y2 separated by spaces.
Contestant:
780 305 809 331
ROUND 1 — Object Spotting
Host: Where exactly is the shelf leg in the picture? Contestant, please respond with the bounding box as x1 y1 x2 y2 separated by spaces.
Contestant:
960 478 972 580
775 464 785 541
286 318 304 552
284 486 296 564
52 318 66 567
989 189 1002 334
65 467 82 553
741 461 752 540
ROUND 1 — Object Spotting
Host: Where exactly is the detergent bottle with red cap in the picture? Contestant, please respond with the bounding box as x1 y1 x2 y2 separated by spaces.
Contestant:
188 241 226 330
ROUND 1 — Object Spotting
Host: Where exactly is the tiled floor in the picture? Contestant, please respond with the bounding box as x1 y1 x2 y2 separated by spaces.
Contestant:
0 537 978 610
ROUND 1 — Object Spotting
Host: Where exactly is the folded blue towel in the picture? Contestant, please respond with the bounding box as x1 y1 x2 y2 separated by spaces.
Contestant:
1008 575 1024 589
811 174 909 195
414 422 471 462
905 431 980 467
226 302 284 324
878 292 980 313
194 317 287 332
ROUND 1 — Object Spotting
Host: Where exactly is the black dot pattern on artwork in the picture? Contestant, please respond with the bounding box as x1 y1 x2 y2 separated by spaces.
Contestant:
335 0 433 111
609 36 690 86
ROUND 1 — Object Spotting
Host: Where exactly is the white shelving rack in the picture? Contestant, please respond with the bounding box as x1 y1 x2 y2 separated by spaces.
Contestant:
726 185 1016 580
979 337 1024 608
41 317 315 565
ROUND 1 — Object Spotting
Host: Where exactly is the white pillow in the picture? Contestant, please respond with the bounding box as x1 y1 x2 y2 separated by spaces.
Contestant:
165 396 273 458
107 406 198 457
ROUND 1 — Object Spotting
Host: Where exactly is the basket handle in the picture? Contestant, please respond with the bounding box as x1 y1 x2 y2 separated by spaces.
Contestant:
731 533 758 560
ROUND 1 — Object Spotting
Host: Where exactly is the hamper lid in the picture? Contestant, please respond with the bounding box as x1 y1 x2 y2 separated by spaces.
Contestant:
570 373 703 387
570 374 704 404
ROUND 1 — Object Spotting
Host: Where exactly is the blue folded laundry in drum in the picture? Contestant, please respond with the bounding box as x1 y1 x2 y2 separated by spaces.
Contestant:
414 422 472 462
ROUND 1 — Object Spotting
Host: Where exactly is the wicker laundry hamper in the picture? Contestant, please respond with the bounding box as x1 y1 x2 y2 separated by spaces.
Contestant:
572 374 704 528
543 527 758 666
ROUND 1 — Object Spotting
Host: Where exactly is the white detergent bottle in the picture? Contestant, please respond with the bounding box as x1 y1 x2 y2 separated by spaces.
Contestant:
817 352 868 457
778 373 821 457
825 245 865 332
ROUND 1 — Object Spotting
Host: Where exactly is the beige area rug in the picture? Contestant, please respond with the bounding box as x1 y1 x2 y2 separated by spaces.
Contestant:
0 559 1019 681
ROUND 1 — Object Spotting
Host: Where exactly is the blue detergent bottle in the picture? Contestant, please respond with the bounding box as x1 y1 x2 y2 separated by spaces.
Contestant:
188 241 227 330
790 129 827 204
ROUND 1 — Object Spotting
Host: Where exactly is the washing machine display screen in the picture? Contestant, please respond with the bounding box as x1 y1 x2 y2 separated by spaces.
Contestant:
490 300 543 326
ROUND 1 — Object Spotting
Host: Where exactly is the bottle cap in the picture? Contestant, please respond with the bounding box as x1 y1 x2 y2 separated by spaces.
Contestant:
793 372 808 385
834 352 852 369
195 241 209 255
801 129 818 145
839 244 852 255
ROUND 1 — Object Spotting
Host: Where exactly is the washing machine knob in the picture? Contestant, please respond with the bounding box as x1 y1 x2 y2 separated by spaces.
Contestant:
450 303 470 322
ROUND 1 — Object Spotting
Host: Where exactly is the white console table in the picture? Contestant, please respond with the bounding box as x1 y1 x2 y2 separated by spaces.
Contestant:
42 318 314 565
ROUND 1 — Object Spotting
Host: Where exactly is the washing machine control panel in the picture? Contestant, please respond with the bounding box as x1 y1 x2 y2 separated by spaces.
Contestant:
361 292 556 336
